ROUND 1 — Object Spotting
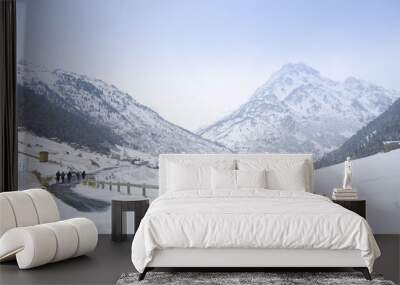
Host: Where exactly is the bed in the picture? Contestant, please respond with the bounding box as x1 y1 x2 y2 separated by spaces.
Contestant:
131 154 380 280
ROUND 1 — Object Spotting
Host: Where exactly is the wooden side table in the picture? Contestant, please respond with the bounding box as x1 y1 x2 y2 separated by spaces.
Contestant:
332 199 366 219
112 196 149 242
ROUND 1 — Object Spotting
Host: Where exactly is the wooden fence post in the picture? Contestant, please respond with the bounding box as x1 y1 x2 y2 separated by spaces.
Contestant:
142 184 146 197
127 183 131 195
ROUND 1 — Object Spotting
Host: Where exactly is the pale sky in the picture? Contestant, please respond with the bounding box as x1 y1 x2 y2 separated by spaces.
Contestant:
17 0 400 131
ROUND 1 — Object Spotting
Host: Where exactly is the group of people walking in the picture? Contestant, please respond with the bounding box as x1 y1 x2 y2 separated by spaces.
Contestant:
56 170 86 184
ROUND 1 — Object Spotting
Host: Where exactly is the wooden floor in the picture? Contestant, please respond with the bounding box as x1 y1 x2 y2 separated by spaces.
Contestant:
0 235 398 285
0 235 133 285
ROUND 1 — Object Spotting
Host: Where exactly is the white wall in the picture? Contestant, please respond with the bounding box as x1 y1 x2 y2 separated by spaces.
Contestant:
314 150 400 234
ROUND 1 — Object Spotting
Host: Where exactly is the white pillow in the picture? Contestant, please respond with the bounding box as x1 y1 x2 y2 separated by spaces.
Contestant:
238 159 307 191
165 159 236 192
236 169 267 189
211 168 236 190
167 162 211 191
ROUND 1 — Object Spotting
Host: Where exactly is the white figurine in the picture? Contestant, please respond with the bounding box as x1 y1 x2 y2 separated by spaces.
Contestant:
342 156 353 190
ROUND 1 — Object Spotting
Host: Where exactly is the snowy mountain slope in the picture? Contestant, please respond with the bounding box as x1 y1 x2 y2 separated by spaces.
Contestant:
17 62 229 155
316 97 400 168
198 63 399 157
17 83 124 154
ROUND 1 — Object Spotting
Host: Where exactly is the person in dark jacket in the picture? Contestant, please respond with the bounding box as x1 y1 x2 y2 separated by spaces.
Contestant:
67 171 72 183
56 171 61 183
82 171 86 180
61 171 65 183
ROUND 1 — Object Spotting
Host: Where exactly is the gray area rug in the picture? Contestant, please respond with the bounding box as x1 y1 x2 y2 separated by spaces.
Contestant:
116 272 396 285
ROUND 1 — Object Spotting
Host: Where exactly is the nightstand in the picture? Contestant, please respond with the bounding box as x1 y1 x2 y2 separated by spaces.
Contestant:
111 196 149 241
332 199 366 219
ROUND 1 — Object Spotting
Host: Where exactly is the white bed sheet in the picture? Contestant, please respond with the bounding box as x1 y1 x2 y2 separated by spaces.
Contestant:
131 190 380 273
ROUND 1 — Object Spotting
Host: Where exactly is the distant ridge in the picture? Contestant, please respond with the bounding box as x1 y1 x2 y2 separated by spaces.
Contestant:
315 97 400 168
17 62 229 155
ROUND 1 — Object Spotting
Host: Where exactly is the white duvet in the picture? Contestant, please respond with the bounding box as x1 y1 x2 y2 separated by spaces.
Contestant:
131 190 380 272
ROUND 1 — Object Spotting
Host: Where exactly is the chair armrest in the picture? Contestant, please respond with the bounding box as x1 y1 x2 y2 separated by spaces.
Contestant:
0 217 97 269
0 226 57 268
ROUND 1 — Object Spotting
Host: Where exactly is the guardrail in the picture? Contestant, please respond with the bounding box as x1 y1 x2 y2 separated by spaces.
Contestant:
88 180 159 197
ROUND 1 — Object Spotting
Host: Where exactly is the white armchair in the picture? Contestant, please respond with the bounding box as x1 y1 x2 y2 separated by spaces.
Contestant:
0 189 98 269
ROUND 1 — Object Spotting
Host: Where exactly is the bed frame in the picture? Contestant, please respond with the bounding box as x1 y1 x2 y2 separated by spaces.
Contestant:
139 248 370 280
139 154 372 281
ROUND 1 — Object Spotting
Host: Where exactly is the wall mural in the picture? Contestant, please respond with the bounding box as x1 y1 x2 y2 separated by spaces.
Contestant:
16 0 400 233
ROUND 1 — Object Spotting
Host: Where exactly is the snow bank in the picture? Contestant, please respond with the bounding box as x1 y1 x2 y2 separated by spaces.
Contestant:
315 150 400 234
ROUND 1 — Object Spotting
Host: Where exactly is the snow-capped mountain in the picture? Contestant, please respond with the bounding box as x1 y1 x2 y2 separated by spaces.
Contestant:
198 63 399 157
17 62 228 156
316 97 400 168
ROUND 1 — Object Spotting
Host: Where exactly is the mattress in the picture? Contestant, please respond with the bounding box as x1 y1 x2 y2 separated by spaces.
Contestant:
131 190 380 273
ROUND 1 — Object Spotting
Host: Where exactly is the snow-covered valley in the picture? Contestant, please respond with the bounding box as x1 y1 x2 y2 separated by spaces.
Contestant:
18 130 159 187
17 62 400 234
18 130 160 233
